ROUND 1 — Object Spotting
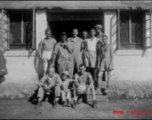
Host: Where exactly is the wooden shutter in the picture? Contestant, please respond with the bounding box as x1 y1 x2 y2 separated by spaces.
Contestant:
0 9 9 50
32 8 36 49
144 10 151 48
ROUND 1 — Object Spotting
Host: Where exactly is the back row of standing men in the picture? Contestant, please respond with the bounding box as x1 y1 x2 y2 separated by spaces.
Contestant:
38 24 114 96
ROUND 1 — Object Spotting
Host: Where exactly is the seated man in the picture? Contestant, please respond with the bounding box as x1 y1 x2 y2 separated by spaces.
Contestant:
73 64 97 109
36 67 62 109
60 71 73 107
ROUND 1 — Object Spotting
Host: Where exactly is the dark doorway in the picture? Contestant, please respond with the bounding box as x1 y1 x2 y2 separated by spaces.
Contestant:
47 11 103 41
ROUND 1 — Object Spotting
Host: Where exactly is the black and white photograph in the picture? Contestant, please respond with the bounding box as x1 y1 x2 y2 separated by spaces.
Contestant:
0 0 152 119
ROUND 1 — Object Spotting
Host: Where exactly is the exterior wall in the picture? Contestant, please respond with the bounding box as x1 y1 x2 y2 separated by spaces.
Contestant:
36 9 48 49
2 9 49 84
104 11 152 82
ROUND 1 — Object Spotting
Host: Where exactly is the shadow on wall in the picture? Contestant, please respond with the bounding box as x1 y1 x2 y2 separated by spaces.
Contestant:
33 42 44 80
0 49 7 84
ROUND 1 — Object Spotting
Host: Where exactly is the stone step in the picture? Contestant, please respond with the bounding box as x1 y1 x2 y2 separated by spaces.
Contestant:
77 94 109 102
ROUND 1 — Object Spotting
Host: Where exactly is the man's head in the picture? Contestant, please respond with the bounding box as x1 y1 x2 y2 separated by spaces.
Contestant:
102 35 108 44
79 64 86 74
60 32 67 42
45 28 51 39
48 67 55 77
72 28 79 37
82 31 88 39
95 24 102 34
90 28 96 37
61 71 69 81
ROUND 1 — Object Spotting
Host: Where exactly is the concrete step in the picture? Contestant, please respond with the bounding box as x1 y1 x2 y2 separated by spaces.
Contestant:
77 93 109 102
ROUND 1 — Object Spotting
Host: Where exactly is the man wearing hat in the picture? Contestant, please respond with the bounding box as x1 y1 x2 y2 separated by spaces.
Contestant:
95 24 104 44
60 71 73 107
52 32 73 78
36 67 62 109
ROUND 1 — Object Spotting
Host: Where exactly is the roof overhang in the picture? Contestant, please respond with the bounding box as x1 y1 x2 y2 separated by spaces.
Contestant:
0 1 152 10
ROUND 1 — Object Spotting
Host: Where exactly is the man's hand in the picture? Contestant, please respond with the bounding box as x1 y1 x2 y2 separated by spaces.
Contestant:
64 42 69 49
44 85 51 91
61 85 65 90
41 57 46 62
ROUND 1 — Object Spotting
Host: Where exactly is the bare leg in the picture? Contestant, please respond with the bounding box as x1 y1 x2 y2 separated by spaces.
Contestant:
97 71 104 90
107 71 111 88
90 85 96 100
43 59 48 76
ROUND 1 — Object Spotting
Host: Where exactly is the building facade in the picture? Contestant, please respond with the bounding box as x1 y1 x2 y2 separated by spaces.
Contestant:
0 1 152 98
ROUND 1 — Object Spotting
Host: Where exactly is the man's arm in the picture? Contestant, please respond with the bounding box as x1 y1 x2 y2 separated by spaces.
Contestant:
55 74 62 86
96 41 102 69
88 73 94 86
110 45 114 63
38 40 43 60
40 75 47 85
51 44 59 67
74 74 80 87
64 42 73 54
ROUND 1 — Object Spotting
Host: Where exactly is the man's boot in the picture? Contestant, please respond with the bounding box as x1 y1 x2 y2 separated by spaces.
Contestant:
67 100 72 107
35 100 42 109
72 100 77 109
93 100 97 108
53 100 59 109
62 101 67 107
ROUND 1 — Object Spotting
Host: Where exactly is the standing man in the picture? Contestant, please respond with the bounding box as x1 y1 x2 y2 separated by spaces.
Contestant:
36 67 62 109
97 35 114 95
73 64 97 109
38 28 57 76
95 24 104 45
52 32 73 78
67 28 83 75
81 31 88 66
84 29 99 87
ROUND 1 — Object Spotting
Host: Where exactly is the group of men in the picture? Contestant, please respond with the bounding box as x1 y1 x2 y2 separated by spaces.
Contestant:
37 24 114 109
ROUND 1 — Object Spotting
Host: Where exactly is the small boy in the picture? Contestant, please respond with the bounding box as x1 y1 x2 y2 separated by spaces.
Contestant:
60 71 73 107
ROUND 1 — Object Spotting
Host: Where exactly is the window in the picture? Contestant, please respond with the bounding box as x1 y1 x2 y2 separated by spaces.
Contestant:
9 11 33 50
120 12 143 49
0 9 35 50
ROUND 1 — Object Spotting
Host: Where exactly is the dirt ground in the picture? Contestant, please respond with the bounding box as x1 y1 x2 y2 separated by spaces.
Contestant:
0 98 152 119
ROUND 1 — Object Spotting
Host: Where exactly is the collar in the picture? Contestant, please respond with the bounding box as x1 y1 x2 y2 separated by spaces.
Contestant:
70 37 80 42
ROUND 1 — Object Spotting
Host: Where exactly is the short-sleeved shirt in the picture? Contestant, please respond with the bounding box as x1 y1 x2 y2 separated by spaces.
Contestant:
40 73 62 86
53 42 72 60
75 72 93 85
61 79 72 92
67 37 83 55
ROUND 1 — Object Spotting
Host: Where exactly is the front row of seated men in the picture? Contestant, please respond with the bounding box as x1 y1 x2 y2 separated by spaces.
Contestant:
36 64 97 109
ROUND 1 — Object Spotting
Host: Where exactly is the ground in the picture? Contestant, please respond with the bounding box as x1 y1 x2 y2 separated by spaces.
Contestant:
0 98 152 119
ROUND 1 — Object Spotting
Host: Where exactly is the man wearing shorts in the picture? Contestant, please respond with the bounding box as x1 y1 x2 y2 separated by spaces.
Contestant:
73 64 97 109
38 28 57 76
97 35 114 95
84 29 99 86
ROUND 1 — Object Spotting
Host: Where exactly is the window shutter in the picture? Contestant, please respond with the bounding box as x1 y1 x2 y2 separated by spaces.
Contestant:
144 10 151 48
0 9 9 50
32 8 36 49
